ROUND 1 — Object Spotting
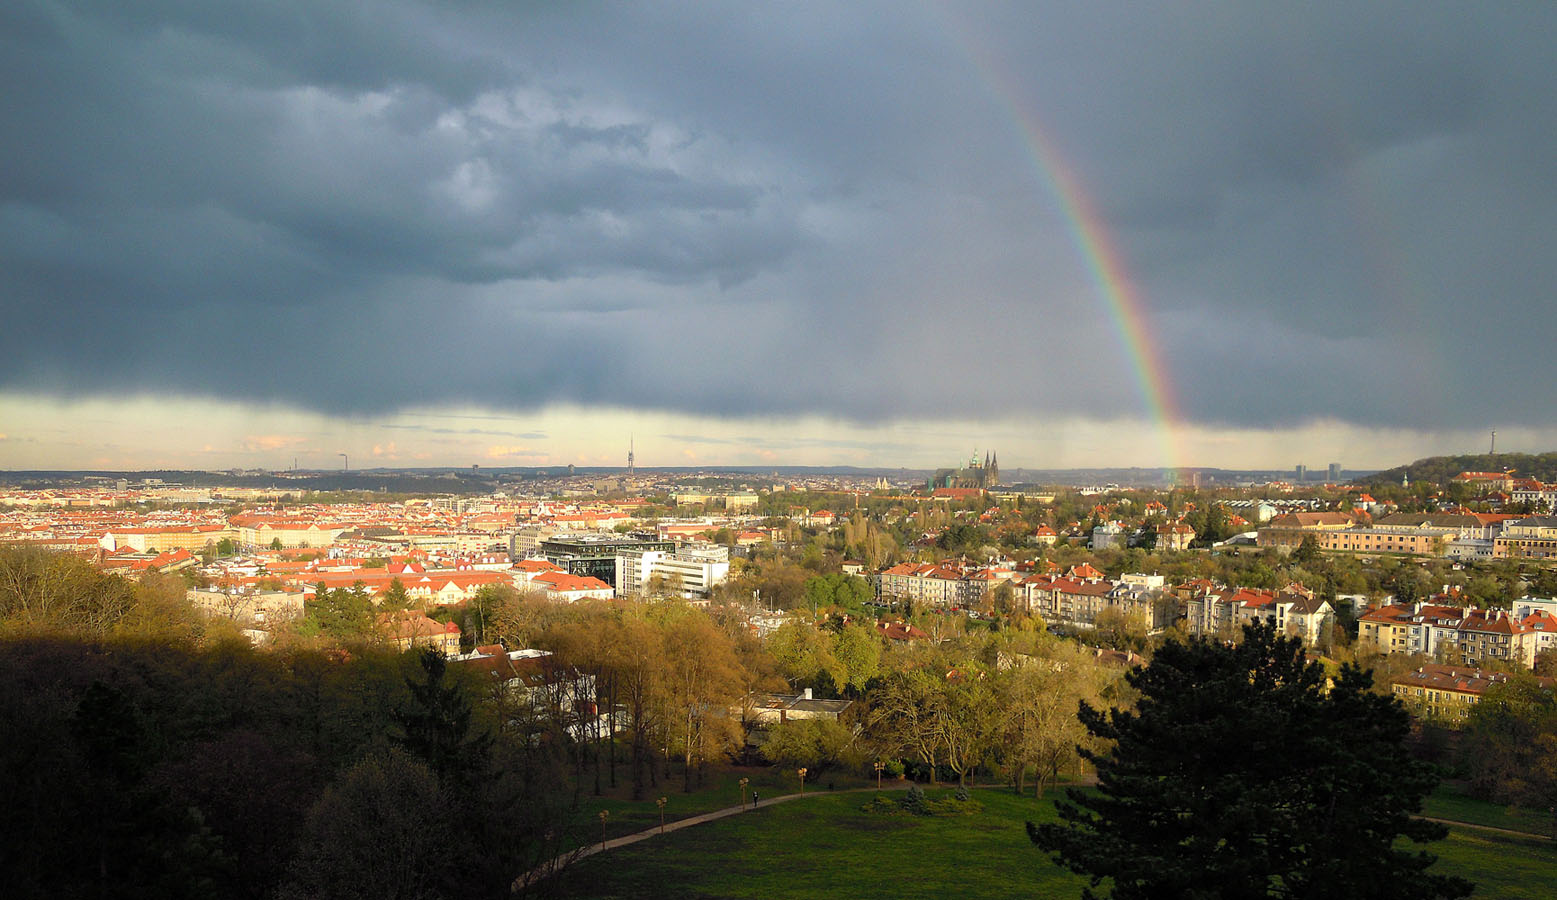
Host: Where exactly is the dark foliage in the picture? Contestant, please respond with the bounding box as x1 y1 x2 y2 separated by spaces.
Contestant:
1029 622 1472 899
0 636 571 900
1368 452 1557 488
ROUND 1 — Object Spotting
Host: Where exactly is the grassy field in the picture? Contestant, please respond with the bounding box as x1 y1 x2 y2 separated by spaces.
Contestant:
1433 827 1557 898
544 785 1557 900
549 788 1087 900
565 762 878 844
1423 784 1554 836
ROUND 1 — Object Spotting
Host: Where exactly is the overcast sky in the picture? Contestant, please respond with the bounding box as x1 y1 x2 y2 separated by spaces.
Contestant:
2 2 1554 471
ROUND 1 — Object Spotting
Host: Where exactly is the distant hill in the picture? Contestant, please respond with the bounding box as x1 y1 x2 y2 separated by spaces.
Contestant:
1364 452 1557 487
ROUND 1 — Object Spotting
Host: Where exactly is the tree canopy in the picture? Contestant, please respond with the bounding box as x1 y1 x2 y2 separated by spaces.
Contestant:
1029 622 1470 899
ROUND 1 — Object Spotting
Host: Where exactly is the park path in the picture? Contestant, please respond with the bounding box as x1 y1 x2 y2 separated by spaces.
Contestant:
516 779 1539 892
514 779 1090 891
515 786 876 891
1421 816 1550 839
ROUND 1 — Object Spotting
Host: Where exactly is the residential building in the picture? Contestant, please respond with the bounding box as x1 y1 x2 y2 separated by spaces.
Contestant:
1494 516 1557 559
1153 523 1195 552
529 570 615 603
188 588 305 629
450 647 608 741
1020 571 1173 632
738 688 852 725
379 611 462 653
1185 584 1333 648
1358 601 1557 668
876 562 972 609
1091 521 1126 551
1255 512 1357 549
1392 665 1554 724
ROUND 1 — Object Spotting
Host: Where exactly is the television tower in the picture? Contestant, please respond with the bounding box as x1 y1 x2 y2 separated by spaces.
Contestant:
627 435 635 476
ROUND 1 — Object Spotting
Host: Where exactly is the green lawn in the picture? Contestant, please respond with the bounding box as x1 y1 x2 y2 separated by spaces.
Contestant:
545 786 1557 899
549 788 1087 900
568 761 876 845
1423 785 1554 836
1433 828 1557 897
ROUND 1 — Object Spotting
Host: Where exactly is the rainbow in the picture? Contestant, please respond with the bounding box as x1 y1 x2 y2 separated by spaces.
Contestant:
935 8 1187 480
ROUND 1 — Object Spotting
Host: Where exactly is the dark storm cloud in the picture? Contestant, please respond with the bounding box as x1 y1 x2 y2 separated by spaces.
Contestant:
0 1 1553 430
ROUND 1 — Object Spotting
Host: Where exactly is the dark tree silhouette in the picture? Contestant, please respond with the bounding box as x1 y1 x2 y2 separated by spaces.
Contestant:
395 648 494 794
1029 622 1471 899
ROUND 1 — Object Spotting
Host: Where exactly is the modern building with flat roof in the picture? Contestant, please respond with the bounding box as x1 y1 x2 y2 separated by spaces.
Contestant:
539 532 674 587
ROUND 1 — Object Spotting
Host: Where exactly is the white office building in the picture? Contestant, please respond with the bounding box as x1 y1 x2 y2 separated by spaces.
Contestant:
616 544 731 599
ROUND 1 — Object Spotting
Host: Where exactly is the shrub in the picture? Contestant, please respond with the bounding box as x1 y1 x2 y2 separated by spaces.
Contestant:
900 784 930 815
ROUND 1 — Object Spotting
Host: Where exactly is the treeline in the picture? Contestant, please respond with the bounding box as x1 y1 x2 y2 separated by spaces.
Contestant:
413 585 1135 795
1368 452 1557 488
0 636 572 900
0 546 212 641
494 597 772 799
1453 673 1557 834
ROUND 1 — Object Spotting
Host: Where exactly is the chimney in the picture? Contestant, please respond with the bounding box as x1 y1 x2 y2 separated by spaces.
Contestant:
802 687 812 700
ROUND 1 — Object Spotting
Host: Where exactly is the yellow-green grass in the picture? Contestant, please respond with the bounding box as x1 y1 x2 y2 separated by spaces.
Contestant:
1423 785 1554 836
550 788 1087 899
548 787 1557 899
569 762 876 844
1432 827 1557 897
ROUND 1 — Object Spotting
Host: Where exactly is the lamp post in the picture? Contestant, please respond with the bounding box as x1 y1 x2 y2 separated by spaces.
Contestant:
598 809 609 849
797 767 808 794
738 777 750 810
656 797 667 834
874 761 885 790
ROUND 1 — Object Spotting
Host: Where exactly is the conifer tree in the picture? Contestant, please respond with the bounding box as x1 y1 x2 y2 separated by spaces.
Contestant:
394 648 493 794
1030 622 1471 899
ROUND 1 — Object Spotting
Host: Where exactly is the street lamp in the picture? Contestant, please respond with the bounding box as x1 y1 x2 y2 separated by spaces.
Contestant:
598 809 610 849
874 761 885 790
656 797 667 834
738 777 750 809
797 767 808 794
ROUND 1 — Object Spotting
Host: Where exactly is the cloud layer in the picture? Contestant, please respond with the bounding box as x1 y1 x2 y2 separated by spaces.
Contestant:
2 1 1553 434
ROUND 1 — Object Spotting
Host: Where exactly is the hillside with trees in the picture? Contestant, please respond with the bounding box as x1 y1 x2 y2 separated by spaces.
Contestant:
1365 452 1557 488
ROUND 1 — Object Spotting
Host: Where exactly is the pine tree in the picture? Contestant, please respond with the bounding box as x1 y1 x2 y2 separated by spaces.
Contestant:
394 648 493 795
1029 621 1471 899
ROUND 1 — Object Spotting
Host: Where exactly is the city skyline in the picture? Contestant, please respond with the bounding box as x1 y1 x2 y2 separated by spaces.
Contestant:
0 390 1542 472
2 3 1554 471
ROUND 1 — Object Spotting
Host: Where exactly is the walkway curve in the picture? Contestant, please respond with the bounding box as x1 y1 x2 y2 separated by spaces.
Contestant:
1422 816 1551 839
515 784 936 891
515 781 1080 891
514 785 1543 892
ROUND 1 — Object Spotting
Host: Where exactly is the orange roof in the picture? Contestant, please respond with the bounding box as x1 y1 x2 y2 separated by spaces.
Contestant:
532 571 612 593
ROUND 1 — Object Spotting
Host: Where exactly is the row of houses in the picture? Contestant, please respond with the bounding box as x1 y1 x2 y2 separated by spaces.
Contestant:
1257 511 1557 560
875 561 1176 633
1090 521 1197 552
1182 583 1337 646
1357 598 1557 668
1391 663 1556 723
1018 572 1177 632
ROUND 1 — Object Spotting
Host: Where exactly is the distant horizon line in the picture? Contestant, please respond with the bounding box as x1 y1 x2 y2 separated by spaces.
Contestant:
1 464 1383 478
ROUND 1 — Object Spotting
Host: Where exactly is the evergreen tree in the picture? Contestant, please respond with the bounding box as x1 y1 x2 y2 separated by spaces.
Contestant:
381 577 411 612
1029 622 1471 899
394 648 493 795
